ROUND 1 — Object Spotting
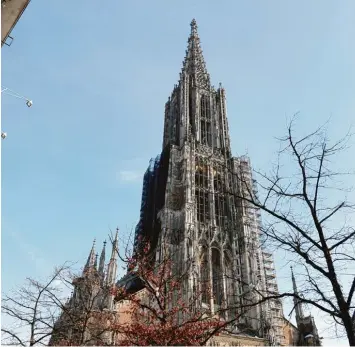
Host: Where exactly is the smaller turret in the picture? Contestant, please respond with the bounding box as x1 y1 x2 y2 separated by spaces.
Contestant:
291 267 321 346
98 240 107 279
83 239 96 275
106 228 119 286
291 266 304 325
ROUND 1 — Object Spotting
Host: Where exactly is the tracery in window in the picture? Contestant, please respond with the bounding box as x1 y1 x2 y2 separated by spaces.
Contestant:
212 248 222 306
200 249 209 304
196 190 209 223
200 94 211 119
195 157 211 223
195 159 208 189
201 120 212 146
213 168 223 193
200 95 212 146
213 165 227 227
224 253 233 306
215 195 226 227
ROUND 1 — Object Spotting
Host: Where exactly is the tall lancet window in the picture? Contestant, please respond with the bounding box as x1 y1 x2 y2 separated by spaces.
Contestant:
200 249 209 304
212 248 222 306
200 95 212 146
215 195 226 227
213 164 226 227
196 190 209 223
224 253 233 306
195 158 208 189
195 157 210 223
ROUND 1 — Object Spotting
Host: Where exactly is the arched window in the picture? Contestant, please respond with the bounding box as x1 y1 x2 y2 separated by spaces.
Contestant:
212 248 222 306
224 253 233 306
213 167 223 193
195 158 208 189
195 190 209 223
200 94 211 119
214 195 226 227
195 157 210 223
213 165 226 227
200 249 209 304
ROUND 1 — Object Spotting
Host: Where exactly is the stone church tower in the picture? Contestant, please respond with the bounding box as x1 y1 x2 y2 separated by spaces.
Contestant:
50 19 285 346
134 19 284 344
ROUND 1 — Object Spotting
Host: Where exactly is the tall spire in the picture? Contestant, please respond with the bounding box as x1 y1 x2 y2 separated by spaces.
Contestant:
291 267 304 323
182 19 210 89
111 228 119 260
106 228 119 286
83 239 96 274
98 240 106 276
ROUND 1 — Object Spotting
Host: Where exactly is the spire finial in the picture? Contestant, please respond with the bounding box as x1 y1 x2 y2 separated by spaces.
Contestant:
190 18 198 36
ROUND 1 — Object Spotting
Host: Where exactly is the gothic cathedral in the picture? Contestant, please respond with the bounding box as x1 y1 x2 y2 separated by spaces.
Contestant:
133 19 283 344
50 19 324 346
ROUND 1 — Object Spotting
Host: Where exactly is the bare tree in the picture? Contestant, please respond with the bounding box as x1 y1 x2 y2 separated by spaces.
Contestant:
47 266 119 346
109 238 226 346
1 263 72 346
109 230 282 345
226 118 355 345
1 262 118 346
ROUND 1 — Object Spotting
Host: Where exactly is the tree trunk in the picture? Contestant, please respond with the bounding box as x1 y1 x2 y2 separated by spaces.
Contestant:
341 311 355 346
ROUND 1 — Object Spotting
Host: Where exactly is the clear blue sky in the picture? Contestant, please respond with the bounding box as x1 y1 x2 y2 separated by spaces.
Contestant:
1 1 354 344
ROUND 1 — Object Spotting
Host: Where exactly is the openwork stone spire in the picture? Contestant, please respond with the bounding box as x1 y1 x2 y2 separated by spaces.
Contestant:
182 19 210 89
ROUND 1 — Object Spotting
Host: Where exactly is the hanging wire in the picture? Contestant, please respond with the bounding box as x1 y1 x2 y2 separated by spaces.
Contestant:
1 86 33 139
